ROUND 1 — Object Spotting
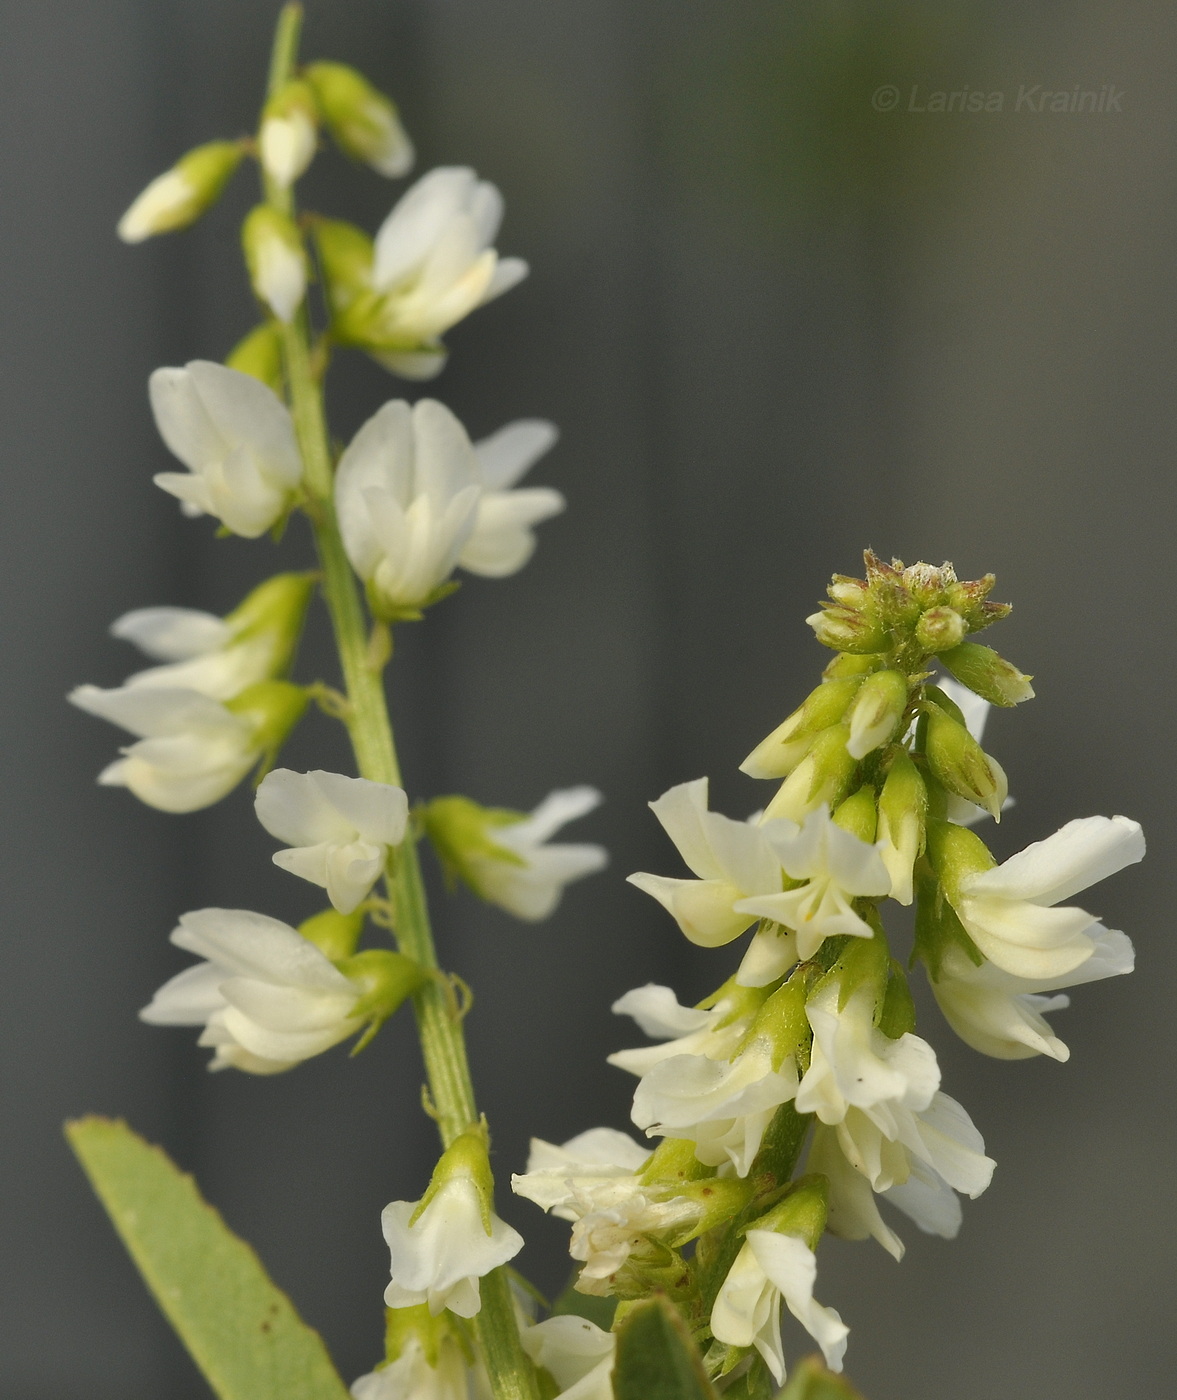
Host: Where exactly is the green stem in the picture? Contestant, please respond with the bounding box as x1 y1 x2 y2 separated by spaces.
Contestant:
261 14 537 1400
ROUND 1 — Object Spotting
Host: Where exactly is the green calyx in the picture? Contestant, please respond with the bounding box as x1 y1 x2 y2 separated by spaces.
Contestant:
338 949 430 1050
940 640 1035 707
414 1122 496 1233
310 216 375 316
298 907 366 960
383 1303 455 1369
304 61 412 175
741 676 864 779
923 697 1007 820
422 796 528 896
225 679 307 766
226 322 285 393
224 571 317 674
748 1175 829 1253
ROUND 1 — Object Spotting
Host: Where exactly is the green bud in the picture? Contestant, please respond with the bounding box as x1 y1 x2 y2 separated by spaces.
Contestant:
832 784 877 843
923 682 966 726
338 949 429 1044
304 61 415 178
242 205 308 324
117 140 244 243
225 679 307 766
750 1175 828 1253
845 669 908 759
762 724 857 823
637 1137 704 1187
912 857 984 978
915 605 966 653
945 573 1012 632
226 322 285 395
940 641 1035 707
806 603 887 654
224 572 316 676
877 958 917 1038
259 79 319 188
298 907 365 961
741 677 864 779
924 705 1008 820
311 216 375 316
876 750 926 905
415 1123 495 1232
822 653 879 681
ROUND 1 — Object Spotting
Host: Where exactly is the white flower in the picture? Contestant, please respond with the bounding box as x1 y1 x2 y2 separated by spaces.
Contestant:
260 110 316 189
628 779 784 947
607 983 749 1077
335 399 481 614
795 982 941 1127
366 166 528 375
520 1316 615 1400
627 1040 799 1177
806 1125 906 1260
351 1335 474 1400
463 420 565 577
735 805 891 959
382 1178 523 1318
931 927 1135 1061
255 768 409 914
468 788 607 920
511 1128 698 1293
139 908 364 1073
948 815 1145 979
711 1232 848 1386
110 610 272 701
149 361 303 537
69 684 261 812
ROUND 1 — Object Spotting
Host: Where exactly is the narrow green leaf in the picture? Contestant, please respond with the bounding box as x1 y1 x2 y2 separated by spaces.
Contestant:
778 1354 866 1400
611 1296 717 1400
65 1116 351 1400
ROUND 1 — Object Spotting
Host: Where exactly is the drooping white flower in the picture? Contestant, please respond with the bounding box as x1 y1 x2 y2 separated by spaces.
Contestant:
627 1040 799 1177
462 788 607 921
520 1316 615 1400
463 419 565 577
931 927 1135 1061
117 141 244 243
139 908 365 1073
937 677 1012 825
628 779 784 947
110 573 314 702
149 360 303 537
948 815 1145 980
735 805 891 959
364 167 528 375
255 768 409 914
69 684 261 812
795 982 941 1127
350 1335 473 1400
711 1231 848 1385
512 1128 699 1293
382 1179 523 1318
806 1124 906 1260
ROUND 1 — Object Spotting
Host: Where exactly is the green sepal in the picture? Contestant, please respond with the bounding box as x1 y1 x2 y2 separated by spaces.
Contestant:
310 216 375 316
226 680 308 777
912 860 984 979
814 920 889 1015
337 949 429 1050
225 572 317 674
611 1296 718 1400
383 1303 450 1368
298 907 365 961
749 1174 828 1254
226 322 286 394
65 1117 350 1400
741 973 814 1072
778 1355 866 1400
821 653 880 681
877 958 917 1038
831 784 876 843
638 1137 707 1187
413 1123 495 1232
923 704 1006 819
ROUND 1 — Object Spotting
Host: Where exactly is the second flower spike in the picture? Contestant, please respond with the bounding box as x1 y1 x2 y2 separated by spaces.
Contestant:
255 769 409 913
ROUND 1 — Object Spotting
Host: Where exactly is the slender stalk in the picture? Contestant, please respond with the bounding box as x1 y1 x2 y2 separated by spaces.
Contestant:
261 11 537 1398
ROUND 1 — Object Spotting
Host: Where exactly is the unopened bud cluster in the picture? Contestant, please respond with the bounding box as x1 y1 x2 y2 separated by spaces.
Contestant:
514 551 1143 1393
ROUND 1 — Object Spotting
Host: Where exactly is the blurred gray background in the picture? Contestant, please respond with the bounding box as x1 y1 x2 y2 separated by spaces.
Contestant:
1 1 1172 1396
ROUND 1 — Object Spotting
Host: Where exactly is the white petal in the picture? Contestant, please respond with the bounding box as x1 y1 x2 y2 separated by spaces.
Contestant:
171 908 354 991
184 361 301 487
965 815 1145 906
458 488 565 577
111 607 229 660
255 768 362 846
474 420 558 490
610 985 712 1040
139 962 227 1025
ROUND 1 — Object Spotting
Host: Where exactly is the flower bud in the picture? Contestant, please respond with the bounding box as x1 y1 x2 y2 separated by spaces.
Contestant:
304 61 414 178
225 322 285 395
945 574 1012 631
242 205 308 323
845 669 908 759
311 216 375 316
741 677 864 779
924 704 1007 821
940 641 1034 707
915 605 966 653
806 604 886 654
831 784 877 843
259 80 319 188
876 750 926 905
822 653 878 681
222 572 316 675
224 679 307 768
763 724 857 823
117 140 244 243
